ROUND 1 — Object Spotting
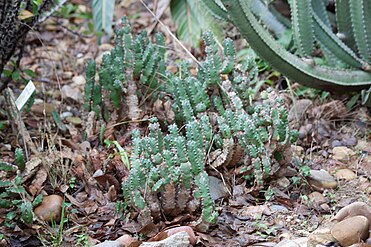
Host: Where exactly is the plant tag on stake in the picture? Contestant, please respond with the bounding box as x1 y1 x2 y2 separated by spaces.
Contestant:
15 80 36 111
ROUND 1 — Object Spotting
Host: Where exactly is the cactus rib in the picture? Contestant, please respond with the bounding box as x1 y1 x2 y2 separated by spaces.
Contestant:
288 0 315 56
250 0 287 38
202 0 229 21
311 0 331 28
335 0 357 50
349 0 371 63
313 12 365 68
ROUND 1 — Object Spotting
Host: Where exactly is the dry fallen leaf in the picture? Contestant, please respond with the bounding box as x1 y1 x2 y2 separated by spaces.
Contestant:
28 168 48 196
18 10 34 20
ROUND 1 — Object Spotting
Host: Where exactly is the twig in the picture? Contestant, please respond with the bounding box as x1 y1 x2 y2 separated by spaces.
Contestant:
5 88 39 157
38 0 68 24
140 0 202 68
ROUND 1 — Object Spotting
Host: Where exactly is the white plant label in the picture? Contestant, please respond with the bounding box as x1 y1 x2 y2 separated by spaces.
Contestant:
15 80 36 111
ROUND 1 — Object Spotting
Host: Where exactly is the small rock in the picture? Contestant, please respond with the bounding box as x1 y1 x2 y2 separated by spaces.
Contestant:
320 204 331 212
293 237 308 246
65 116 82 126
355 140 371 153
140 231 190 247
318 150 329 158
99 43 114 52
332 146 356 161
208 176 230 200
331 140 343 148
334 168 357 180
0 239 8 247
360 156 371 176
308 226 336 247
93 169 104 177
307 192 330 212
333 202 371 225
308 192 327 206
288 99 312 122
165 226 196 245
270 204 289 213
61 85 83 102
342 136 357 147
240 205 271 219
275 239 300 247
92 240 122 247
299 124 312 139
331 216 369 246
307 170 338 189
276 177 290 188
72 75 86 86
34 195 64 223
291 145 304 156
79 141 91 151
116 234 135 246
62 71 73 79
31 103 56 115
60 112 73 119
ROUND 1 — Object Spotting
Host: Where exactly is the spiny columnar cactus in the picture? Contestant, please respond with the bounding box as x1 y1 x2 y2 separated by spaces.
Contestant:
122 117 217 231
166 31 296 188
214 88 296 188
84 17 167 120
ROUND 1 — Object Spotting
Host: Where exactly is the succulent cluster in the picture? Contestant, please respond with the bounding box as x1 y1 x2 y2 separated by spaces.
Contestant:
167 31 296 189
84 17 167 120
84 20 296 229
122 117 217 230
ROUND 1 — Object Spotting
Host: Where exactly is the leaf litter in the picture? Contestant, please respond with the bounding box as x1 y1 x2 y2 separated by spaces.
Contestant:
0 1 370 246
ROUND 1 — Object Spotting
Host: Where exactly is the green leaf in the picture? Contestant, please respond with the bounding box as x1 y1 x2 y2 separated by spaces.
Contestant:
170 0 224 47
0 199 11 208
32 194 43 207
15 148 25 171
52 111 67 133
92 0 115 36
0 162 16 172
0 121 7 131
24 69 35 78
20 201 33 224
3 69 12 78
361 87 371 106
5 211 16 221
12 70 20 81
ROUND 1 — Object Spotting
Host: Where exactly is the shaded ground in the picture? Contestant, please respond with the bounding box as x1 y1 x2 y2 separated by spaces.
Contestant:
0 1 370 246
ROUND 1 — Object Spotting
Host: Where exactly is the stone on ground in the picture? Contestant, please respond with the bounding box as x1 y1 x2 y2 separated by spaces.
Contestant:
139 231 190 247
334 168 357 180
331 216 369 246
307 170 337 189
34 195 64 223
332 146 356 161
